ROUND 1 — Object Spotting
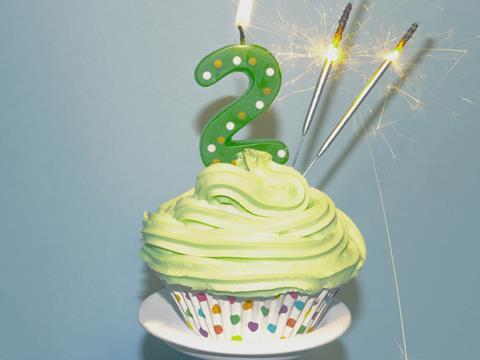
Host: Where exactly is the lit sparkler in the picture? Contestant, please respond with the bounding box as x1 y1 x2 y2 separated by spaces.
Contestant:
304 23 419 176
291 3 352 167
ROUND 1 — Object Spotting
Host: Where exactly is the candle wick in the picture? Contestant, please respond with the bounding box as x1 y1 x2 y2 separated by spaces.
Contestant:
238 25 246 45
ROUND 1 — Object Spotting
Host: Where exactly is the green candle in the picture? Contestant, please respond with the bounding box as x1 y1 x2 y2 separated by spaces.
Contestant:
195 29 288 166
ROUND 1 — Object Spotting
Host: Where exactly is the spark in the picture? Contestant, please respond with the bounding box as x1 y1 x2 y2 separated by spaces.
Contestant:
449 89 474 104
304 24 418 175
292 3 353 167
397 341 407 360
379 130 397 158
390 85 423 110
440 51 466 81
375 84 393 130
246 5 474 357
277 86 315 102
282 65 316 89
366 135 409 360
389 122 415 142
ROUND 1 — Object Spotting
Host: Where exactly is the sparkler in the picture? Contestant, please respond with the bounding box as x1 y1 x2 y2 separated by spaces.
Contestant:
303 23 419 176
291 3 352 167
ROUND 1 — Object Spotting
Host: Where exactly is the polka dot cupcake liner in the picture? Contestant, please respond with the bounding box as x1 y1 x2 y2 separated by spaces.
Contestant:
169 289 338 341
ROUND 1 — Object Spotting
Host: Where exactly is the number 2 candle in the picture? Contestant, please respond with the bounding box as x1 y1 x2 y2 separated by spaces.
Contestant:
195 0 288 166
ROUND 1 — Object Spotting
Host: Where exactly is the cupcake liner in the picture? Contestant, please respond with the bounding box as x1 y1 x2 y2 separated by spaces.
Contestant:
170 289 338 341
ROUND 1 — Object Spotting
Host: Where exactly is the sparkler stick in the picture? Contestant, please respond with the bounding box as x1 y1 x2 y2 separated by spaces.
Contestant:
303 23 419 176
291 3 352 167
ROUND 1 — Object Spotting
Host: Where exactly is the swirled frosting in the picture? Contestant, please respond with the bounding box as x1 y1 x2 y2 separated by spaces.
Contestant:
141 149 366 297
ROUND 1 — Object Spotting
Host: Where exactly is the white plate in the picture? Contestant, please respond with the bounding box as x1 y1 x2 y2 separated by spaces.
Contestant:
138 290 351 360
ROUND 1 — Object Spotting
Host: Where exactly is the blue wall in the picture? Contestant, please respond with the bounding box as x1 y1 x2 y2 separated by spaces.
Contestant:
1 1 478 359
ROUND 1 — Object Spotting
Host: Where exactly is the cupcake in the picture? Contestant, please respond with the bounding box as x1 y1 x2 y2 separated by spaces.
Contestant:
141 149 366 341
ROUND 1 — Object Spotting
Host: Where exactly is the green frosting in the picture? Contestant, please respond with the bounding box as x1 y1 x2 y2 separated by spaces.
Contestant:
141 149 366 297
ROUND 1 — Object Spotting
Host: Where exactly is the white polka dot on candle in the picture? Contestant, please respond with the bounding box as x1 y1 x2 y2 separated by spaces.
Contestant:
255 101 264 109
226 122 235 130
202 71 212 80
277 149 286 158
207 144 216 152
233 56 242 65
266 67 275 77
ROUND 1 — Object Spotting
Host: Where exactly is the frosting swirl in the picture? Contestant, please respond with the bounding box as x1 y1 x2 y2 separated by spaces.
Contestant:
141 149 366 297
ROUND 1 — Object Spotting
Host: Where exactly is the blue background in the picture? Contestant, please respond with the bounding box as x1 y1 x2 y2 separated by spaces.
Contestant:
1 0 478 359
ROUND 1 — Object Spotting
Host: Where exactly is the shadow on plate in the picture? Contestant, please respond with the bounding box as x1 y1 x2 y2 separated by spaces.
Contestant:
142 334 193 360
337 280 361 326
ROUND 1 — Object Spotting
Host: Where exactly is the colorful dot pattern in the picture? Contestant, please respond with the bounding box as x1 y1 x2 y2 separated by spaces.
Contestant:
195 44 288 166
170 288 337 341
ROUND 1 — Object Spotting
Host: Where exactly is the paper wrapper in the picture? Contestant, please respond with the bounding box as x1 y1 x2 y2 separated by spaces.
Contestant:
170 289 338 341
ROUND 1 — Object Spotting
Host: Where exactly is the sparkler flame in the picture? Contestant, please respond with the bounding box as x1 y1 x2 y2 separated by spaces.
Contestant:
325 44 340 62
385 49 401 61
304 23 420 176
291 3 352 166
230 3 474 360
245 4 474 360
